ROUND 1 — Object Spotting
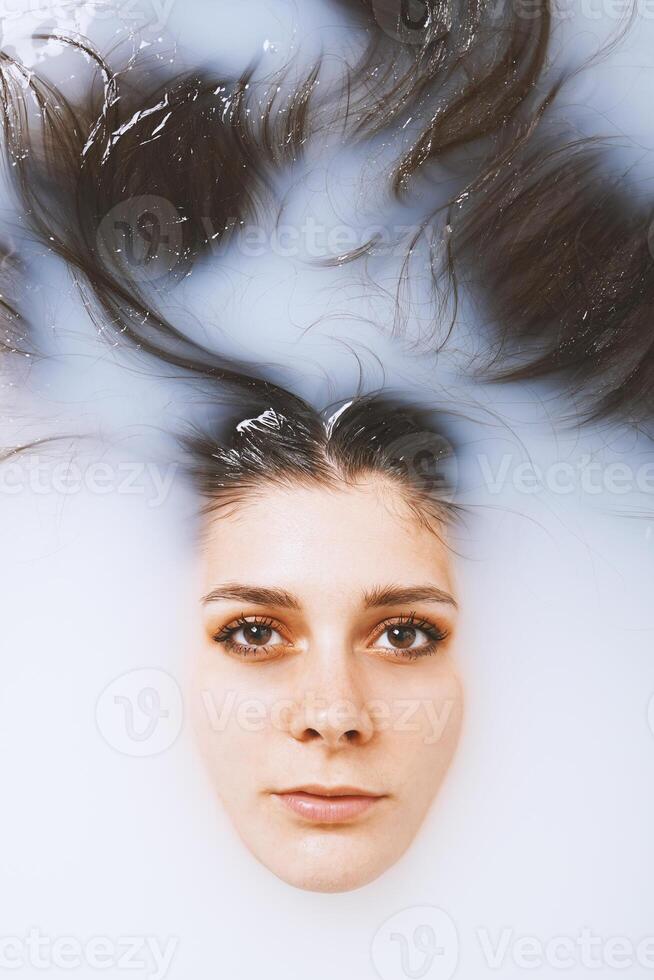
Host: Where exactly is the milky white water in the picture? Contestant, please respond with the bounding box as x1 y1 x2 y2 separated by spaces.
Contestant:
0 1 653 978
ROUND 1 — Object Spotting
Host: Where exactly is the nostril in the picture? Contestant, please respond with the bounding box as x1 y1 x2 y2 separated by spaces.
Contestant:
301 727 360 743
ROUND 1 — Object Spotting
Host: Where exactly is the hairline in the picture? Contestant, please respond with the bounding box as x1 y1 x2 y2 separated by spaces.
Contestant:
198 464 452 541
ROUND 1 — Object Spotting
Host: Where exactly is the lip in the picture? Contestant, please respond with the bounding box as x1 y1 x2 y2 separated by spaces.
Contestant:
271 786 385 824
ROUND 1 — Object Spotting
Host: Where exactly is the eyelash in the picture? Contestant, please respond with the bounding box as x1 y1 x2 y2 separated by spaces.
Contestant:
372 612 449 659
212 612 449 660
213 614 286 658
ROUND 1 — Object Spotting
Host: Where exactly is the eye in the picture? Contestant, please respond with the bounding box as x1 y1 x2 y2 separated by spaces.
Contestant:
376 625 425 650
370 615 449 659
213 615 289 660
231 622 280 647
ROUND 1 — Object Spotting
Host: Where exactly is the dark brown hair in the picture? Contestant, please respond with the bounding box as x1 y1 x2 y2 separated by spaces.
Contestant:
2 23 646 432
0 238 28 356
0 36 319 392
184 388 458 528
448 134 654 425
333 0 553 192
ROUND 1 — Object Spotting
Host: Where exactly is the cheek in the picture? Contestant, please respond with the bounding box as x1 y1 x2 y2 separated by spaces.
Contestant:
189 650 290 802
379 665 464 793
190 692 265 809
188 653 250 793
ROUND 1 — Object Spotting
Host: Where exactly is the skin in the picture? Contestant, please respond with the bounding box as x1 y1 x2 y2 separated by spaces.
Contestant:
190 475 463 892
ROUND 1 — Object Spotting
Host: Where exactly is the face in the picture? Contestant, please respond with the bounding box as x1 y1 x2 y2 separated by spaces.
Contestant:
190 476 463 892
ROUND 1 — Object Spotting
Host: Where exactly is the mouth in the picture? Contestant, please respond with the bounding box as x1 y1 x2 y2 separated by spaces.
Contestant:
271 785 386 824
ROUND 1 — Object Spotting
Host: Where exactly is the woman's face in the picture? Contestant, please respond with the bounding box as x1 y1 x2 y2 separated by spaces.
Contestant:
191 476 463 892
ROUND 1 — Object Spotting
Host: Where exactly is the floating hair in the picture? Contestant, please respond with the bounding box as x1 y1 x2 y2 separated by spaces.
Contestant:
449 135 654 424
332 0 553 191
0 239 29 356
0 35 319 390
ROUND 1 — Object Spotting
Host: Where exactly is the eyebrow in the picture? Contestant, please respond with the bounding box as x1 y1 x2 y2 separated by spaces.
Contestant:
202 583 457 609
362 585 458 609
202 584 301 608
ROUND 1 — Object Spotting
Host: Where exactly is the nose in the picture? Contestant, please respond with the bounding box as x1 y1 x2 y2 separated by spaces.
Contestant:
287 656 375 749
289 696 374 748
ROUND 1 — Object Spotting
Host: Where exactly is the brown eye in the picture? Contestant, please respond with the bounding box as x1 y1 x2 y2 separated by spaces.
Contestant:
371 617 449 657
386 626 417 649
213 617 287 657
240 624 273 646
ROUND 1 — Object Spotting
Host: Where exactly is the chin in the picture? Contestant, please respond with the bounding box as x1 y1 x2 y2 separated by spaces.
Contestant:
271 859 386 893
256 834 407 893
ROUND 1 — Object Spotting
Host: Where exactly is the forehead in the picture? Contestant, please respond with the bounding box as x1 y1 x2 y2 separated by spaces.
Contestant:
202 478 453 598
